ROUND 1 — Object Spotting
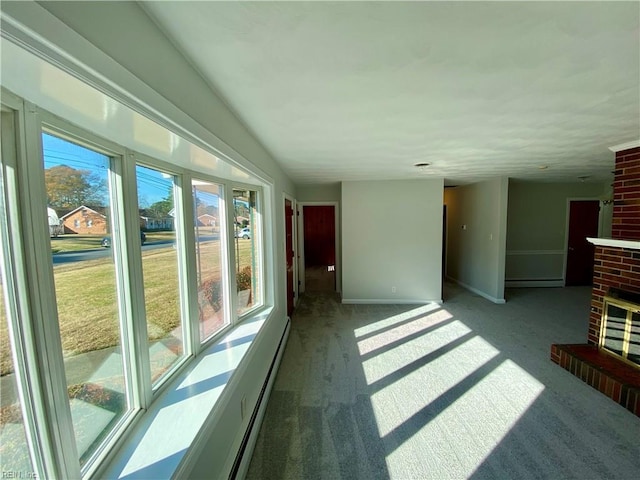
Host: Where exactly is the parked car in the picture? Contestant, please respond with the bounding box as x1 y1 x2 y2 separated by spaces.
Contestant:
102 231 146 248
235 227 251 239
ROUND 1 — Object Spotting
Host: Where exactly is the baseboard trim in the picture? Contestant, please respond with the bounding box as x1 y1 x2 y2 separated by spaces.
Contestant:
449 278 506 304
505 280 564 288
230 317 290 479
342 298 441 305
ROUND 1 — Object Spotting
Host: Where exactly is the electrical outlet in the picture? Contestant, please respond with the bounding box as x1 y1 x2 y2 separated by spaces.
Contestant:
391 286 396 293
240 395 247 420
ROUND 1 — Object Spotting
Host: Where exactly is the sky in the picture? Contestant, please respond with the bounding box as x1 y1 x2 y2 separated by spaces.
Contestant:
43 133 184 207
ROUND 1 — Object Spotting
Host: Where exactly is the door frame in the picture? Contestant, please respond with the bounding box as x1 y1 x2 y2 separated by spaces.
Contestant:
283 193 298 311
297 201 341 294
563 197 601 285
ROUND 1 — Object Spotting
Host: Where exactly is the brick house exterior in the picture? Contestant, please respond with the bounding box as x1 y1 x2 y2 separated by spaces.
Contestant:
197 214 217 227
60 205 108 235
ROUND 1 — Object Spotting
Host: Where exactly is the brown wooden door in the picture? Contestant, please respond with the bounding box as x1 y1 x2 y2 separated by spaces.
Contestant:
566 200 600 286
303 205 336 291
285 199 295 316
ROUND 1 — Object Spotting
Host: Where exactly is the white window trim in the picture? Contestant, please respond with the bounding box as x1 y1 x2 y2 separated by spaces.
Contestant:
2 91 275 478
39 113 144 477
1 98 51 479
0 2 280 471
231 182 266 320
132 157 194 393
3 99 82 478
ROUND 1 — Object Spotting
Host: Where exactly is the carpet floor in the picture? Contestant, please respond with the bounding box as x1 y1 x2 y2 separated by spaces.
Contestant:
245 283 640 479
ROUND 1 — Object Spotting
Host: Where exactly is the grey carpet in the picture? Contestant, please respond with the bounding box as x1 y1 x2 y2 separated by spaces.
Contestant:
245 283 640 479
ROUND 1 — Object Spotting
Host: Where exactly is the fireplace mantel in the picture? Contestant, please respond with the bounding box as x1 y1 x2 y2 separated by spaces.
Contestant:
587 237 640 250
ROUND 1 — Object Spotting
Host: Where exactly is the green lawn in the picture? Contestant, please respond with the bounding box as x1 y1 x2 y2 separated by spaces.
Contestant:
49 232 177 253
50 234 105 253
0 239 255 376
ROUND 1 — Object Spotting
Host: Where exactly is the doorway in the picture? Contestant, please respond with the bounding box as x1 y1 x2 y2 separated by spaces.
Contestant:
565 199 600 286
302 205 336 292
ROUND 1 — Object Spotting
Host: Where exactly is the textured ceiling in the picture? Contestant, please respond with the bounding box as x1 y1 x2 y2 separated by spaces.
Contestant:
142 1 640 186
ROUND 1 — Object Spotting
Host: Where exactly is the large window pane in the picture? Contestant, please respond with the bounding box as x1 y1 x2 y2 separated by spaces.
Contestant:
136 165 184 384
233 189 262 315
193 180 228 341
43 133 128 467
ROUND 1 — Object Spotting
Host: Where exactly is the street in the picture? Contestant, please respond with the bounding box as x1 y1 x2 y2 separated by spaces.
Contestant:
52 236 218 265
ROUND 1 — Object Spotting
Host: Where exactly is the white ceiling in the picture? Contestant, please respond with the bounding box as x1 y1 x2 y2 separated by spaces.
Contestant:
142 1 640 186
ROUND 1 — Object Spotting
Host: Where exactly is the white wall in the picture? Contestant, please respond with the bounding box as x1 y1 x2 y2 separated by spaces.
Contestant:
1 2 294 479
296 183 341 203
342 179 443 303
445 177 509 303
506 180 608 284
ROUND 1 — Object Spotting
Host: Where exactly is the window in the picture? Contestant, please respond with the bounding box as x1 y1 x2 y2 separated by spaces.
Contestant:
192 179 229 342
233 188 262 315
0 110 37 478
42 132 132 468
0 87 269 478
136 164 186 385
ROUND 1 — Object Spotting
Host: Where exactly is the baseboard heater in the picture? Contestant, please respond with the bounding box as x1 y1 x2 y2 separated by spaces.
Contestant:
228 316 291 479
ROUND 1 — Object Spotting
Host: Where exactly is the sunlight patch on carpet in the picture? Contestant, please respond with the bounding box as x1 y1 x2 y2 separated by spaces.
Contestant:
353 303 442 339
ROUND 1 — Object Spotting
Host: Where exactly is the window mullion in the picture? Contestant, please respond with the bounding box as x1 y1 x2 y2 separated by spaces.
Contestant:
1 104 48 479
175 172 198 356
225 184 238 325
18 102 81 478
111 150 151 409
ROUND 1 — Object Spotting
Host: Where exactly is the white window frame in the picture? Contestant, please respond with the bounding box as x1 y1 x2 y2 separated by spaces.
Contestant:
132 153 194 393
231 182 266 320
39 112 146 476
0 85 271 478
191 174 234 346
1 98 51 479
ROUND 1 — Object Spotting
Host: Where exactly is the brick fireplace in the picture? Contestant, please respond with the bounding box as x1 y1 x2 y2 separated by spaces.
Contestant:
551 142 640 417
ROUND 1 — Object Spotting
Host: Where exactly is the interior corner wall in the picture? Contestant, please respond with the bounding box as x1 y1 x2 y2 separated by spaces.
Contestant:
342 179 443 303
445 177 508 303
505 180 609 284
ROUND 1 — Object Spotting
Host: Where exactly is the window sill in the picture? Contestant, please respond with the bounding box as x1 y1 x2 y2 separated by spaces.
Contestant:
99 307 274 479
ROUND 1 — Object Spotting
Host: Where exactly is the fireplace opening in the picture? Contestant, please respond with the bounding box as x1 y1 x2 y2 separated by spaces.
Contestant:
600 296 640 368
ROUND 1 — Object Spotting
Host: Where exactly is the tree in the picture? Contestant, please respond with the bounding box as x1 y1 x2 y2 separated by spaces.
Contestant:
148 188 174 218
44 165 104 208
